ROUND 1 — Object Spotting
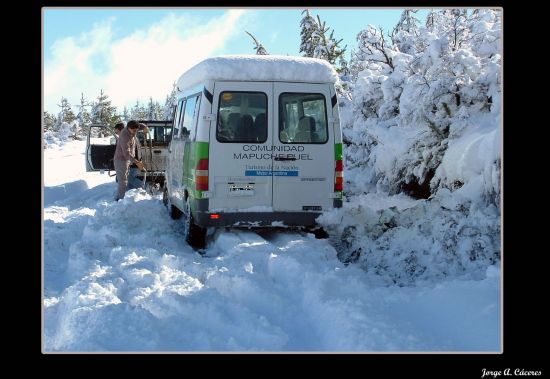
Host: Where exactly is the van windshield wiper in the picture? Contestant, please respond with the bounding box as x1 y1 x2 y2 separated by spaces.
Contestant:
274 156 297 161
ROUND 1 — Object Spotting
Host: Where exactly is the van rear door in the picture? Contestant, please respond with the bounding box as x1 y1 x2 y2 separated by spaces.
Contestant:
209 82 274 212
272 83 334 212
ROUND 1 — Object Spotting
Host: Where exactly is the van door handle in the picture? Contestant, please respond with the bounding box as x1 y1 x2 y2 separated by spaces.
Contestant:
274 156 297 161
153 150 162 153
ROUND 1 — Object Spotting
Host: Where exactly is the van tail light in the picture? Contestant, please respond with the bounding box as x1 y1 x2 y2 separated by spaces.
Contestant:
196 158 209 191
335 159 343 192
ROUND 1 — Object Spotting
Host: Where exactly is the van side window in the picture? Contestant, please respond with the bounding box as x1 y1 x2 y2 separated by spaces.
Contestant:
173 99 185 139
183 94 200 141
177 99 187 138
170 103 177 124
216 91 268 143
191 95 201 141
279 93 328 144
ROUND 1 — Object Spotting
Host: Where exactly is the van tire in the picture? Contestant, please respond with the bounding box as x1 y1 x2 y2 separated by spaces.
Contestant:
183 201 206 248
162 185 169 206
164 187 182 220
169 203 183 220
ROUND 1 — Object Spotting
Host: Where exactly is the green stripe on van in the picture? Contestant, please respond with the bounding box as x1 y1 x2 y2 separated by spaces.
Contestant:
195 141 209 159
184 141 209 200
335 143 343 160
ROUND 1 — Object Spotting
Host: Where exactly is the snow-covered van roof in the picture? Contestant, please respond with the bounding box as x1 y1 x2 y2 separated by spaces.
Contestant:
177 55 338 92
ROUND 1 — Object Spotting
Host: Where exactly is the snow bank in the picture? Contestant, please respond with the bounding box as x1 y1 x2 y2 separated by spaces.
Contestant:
318 193 500 287
177 55 338 91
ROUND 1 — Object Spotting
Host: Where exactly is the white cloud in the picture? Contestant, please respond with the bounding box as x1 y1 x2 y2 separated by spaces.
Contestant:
44 10 247 115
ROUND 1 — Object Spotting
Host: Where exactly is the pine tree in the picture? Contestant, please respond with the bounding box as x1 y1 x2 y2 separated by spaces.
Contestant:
299 9 319 58
299 11 347 71
245 31 268 55
56 97 76 125
90 89 119 125
54 97 77 141
75 93 92 139
313 15 347 66
130 100 147 120
147 97 156 120
43 111 56 132
162 82 177 121
155 101 163 120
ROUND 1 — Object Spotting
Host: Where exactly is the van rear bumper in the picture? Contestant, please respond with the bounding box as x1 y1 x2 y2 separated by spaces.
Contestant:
194 211 322 228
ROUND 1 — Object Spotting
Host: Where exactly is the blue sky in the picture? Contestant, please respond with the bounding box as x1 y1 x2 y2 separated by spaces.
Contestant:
43 8 429 116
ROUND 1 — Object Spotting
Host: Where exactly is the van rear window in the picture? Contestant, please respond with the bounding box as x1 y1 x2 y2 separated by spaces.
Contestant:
216 92 268 143
279 93 328 144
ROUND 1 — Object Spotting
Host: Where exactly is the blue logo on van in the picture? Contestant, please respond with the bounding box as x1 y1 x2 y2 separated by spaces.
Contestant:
245 170 298 177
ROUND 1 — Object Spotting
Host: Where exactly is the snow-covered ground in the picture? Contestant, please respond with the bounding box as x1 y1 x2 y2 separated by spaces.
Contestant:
43 140 500 352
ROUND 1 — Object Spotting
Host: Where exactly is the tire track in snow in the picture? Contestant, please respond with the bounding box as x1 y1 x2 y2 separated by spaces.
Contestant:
202 230 436 351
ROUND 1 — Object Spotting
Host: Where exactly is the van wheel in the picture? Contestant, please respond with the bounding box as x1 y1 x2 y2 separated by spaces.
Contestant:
183 201 206 248
164 187 182 219
162 186 169 206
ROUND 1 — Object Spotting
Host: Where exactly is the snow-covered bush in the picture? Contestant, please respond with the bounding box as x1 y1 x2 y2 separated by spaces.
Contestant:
328 9 502 284
43 121 79 148
346 9 501 202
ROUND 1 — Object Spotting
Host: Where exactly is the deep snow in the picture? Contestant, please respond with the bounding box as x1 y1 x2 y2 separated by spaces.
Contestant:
43 140 500 352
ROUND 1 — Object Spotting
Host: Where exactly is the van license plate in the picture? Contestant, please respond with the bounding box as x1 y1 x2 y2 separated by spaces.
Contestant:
303 206 322 211
229 184 255 197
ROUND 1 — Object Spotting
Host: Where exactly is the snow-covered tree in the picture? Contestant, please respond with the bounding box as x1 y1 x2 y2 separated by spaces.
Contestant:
43 111 56 132
48 102 75 146
299 9 319 58
313 15 347 66
56 97 76 125
146 97 162 120
74 93 92 139
90 89 118 125
57 121 72 141
425 9 439 31
50 97 77 143
245 31 268 55
345 9 501 202
469 9 502 58
325 9 502 277
130 100 147 121
355 25 396 73
162 83 177 121
299 10 347 71
350 25 400 125
122 106 130 122
391 9 421 55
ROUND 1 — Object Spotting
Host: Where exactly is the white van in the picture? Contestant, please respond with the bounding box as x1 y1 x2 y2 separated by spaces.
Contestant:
163 55 343 247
